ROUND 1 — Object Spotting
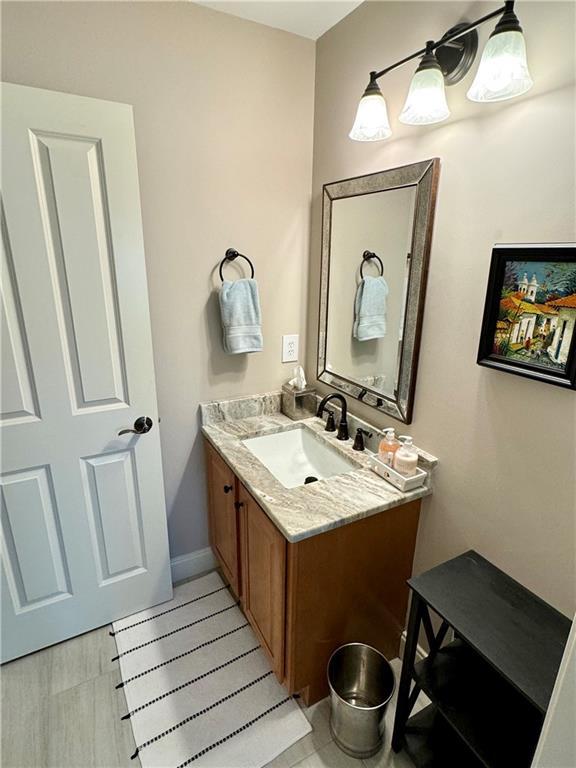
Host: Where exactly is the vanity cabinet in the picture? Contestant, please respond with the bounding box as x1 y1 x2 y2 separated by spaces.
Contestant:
204 437 421 704
239 482 286 679
204 442 240 595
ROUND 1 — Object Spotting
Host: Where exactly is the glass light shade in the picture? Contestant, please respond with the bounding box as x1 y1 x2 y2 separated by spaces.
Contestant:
349 91 392 142
399 67 450 125
467 30 533 102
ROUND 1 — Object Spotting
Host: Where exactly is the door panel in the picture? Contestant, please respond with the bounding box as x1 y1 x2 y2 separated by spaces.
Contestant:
0 207 41 425
30 130 128 411
1 83 172 661
1 465 71 611
239 483 286 680
80 451 146 584
205 443 239 594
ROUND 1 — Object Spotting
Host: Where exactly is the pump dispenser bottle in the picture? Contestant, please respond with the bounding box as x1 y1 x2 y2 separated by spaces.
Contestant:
393 437 418 477
379 429 399 466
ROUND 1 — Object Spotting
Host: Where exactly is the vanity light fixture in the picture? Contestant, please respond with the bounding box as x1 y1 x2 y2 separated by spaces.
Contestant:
350 1 532 141
399 41 450 125
349 80 392 141
467 2 533 102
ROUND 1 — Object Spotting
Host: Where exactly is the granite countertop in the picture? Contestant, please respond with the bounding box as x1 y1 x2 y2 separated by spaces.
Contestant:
200 392 438 544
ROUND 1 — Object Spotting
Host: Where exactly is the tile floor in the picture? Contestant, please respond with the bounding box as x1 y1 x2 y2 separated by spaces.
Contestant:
1 625 133 768
1 577 427 768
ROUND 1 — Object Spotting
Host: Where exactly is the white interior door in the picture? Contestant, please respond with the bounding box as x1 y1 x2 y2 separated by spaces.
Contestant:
1 83 172 662
531 614 576 768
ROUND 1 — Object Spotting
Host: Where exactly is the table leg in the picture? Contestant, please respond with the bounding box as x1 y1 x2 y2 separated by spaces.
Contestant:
392 592 423 753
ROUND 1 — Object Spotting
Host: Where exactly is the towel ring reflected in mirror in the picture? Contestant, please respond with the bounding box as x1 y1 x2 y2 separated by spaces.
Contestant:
318 159 440 424
360 251 384 279
219 248 255 282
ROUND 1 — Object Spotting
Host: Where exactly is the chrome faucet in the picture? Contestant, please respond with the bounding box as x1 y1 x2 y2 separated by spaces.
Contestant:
317 393 349 441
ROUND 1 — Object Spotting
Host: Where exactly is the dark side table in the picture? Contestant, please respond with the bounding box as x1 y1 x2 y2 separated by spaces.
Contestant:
391 550 571 768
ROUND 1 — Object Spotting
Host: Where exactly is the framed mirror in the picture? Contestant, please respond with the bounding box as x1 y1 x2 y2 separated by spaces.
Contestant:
317 159 440 423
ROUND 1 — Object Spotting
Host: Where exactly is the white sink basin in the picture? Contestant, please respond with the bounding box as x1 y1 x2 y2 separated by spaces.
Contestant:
242 426 357 489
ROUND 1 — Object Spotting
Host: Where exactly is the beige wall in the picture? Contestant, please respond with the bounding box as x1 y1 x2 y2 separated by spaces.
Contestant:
308 1 576 616
1 1 315 558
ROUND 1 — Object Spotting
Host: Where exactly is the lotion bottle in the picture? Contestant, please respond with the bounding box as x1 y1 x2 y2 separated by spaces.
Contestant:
393 436 418 477
379 429 399 466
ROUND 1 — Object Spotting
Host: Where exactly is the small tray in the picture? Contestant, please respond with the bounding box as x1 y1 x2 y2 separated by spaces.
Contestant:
368 454 427 491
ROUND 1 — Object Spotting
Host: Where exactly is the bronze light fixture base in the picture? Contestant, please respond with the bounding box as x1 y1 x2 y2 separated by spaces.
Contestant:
435 23 479 86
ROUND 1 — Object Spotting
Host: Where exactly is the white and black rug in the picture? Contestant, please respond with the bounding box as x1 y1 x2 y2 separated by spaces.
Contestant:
111 571 311 768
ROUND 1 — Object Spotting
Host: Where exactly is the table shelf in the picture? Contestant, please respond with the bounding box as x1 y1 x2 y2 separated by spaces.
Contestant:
413 639 543 768
404 705 485 768
391 551 571 768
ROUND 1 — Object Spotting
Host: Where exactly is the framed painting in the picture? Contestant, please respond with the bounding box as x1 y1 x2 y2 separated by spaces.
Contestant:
477 244 576 389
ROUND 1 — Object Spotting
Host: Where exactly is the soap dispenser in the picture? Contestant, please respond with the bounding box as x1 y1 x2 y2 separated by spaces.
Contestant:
393 436 418 477
379 429 399 466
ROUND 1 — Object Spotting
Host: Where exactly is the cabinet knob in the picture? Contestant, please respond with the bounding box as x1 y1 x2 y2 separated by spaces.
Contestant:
234 501 244 510
223 484 233 494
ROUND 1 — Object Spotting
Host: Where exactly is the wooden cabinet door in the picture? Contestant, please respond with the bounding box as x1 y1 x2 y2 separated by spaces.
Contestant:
205 442 240 595
239 483 286 680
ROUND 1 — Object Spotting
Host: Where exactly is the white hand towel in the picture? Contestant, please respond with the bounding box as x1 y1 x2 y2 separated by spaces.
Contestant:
219 278 263 354
353 275 389 341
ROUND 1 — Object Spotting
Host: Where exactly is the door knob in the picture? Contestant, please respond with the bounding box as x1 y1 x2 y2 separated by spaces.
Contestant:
118 416 153 436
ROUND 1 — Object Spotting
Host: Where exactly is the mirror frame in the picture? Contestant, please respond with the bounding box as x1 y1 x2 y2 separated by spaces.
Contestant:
317 158 440 424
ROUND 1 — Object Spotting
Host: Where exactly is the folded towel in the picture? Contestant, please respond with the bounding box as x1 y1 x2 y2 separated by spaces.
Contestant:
353 275 389 341
219 278 263 354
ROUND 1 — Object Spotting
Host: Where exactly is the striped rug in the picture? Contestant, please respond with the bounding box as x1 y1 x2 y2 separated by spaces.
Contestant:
111 571 311 768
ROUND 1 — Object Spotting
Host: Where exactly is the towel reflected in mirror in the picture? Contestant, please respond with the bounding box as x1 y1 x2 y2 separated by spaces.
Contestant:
353 275 389 341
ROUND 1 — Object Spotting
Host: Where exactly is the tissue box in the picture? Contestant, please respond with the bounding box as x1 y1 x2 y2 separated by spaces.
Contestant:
368 454 427 491
281 384 316 421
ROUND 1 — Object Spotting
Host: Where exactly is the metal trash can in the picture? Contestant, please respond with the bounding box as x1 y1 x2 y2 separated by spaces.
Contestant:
327 643 395 759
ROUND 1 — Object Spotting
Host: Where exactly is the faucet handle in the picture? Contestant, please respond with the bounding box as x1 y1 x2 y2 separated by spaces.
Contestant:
353 428 373 451
324 409 336 432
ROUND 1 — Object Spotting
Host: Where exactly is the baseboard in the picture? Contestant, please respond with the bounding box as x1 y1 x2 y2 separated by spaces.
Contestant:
170 547 217 584
399 629 427 662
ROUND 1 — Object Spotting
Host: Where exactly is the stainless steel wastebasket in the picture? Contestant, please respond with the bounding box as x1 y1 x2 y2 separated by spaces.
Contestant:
327 643 395 758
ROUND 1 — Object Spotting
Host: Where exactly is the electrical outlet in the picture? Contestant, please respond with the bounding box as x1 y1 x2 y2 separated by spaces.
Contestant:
282 334 299 363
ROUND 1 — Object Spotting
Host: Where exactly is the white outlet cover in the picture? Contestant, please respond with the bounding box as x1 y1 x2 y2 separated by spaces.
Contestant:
282 334 299 363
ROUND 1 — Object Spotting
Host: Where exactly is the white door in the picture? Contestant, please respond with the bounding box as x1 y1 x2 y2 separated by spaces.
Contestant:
1 83 172 662
531 614 576 768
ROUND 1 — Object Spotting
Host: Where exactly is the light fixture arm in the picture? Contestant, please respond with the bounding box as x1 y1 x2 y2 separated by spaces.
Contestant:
368 2 510 85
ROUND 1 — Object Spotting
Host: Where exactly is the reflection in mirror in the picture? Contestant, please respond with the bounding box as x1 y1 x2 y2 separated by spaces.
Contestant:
326 187 416 399
318 159 439 423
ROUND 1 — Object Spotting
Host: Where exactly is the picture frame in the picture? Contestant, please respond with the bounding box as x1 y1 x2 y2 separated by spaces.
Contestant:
477 244 576 389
